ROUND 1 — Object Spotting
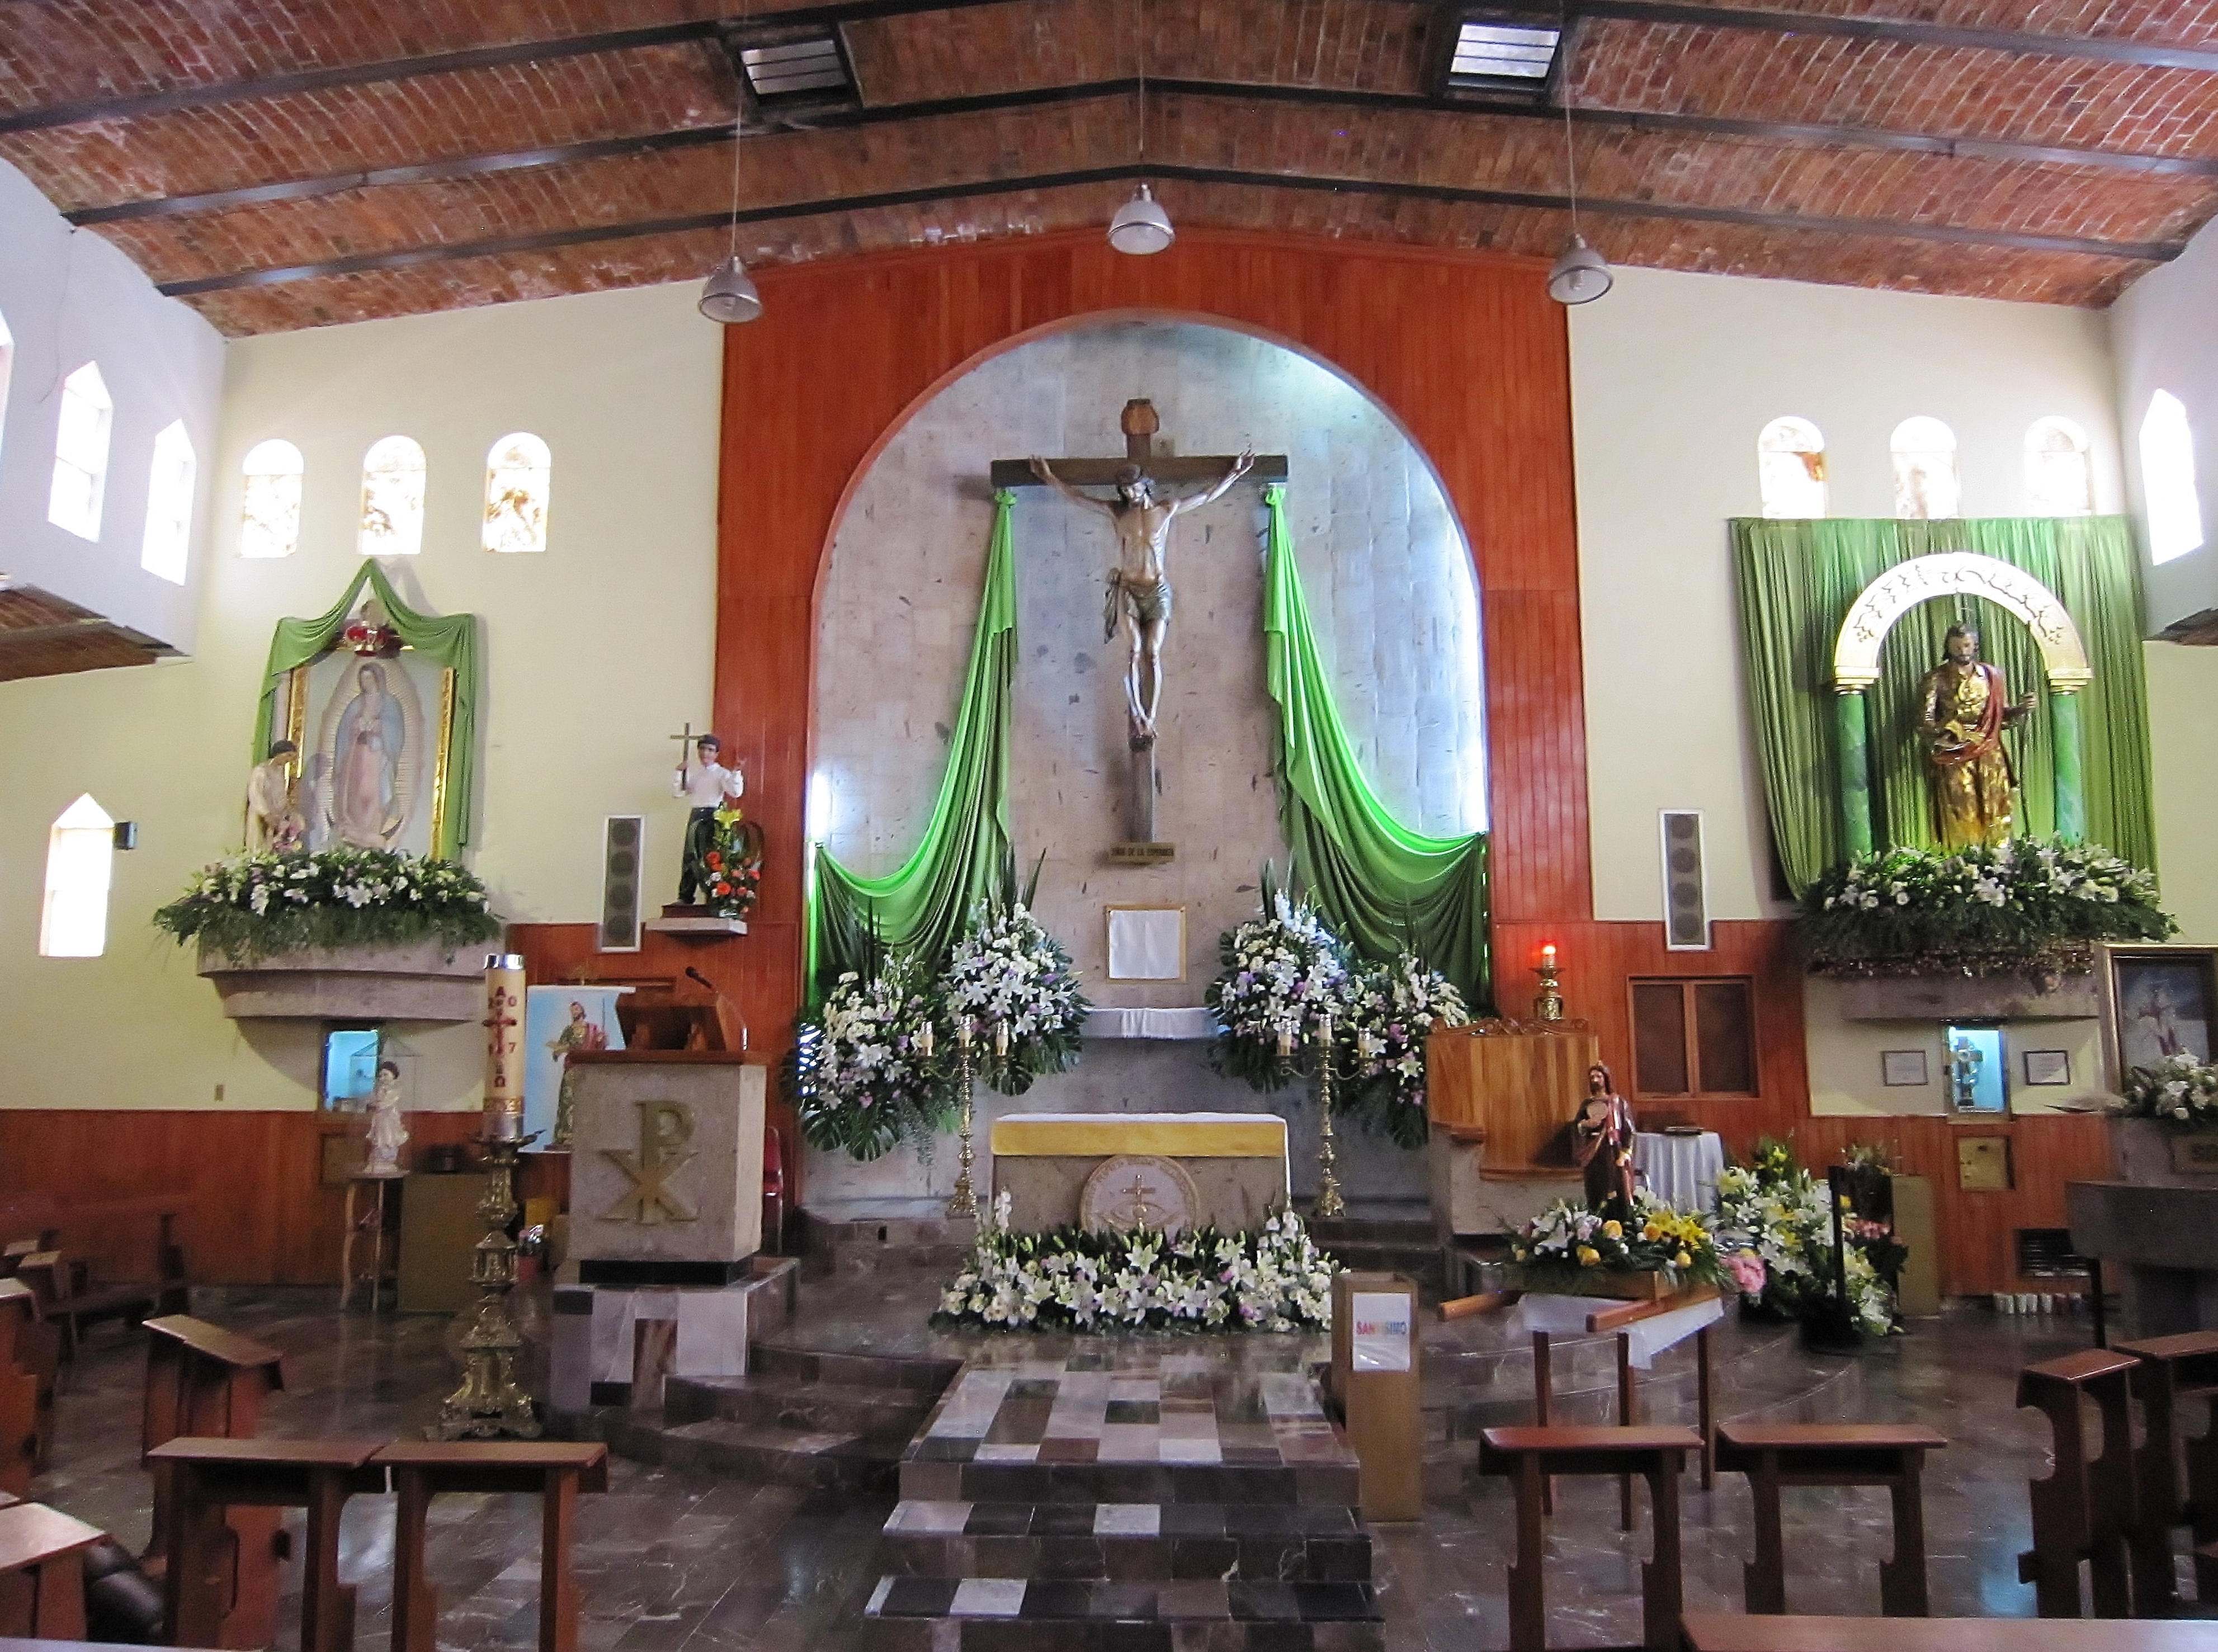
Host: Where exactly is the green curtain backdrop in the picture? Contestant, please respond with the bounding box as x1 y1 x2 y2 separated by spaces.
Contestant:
805 490 1018 1006
251 559 481 857
1733 517 2155 897
1262 484 1494 1011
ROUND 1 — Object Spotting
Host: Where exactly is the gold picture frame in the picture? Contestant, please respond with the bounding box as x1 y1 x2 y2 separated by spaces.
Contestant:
2097 943 2218 1091
277 651 457 858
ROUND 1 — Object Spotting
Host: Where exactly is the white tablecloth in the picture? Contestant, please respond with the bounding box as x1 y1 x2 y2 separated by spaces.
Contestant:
1635 1130 1725 1213
1511 1292 1728 1369
1081 1006 1219 1040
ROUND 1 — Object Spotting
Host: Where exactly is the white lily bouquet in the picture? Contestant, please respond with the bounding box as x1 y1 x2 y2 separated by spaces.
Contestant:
1340 950 1470 1148
1207 871 1353 1092
939 899 1091 1095
796 952 955 1161
2118 1050 2218 1129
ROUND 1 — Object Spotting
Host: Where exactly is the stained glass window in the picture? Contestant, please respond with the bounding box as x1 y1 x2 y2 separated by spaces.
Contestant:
140 421 197 584
240 438 305 558
48 363 112 541
40 795 113 959
1890 416 1960 520
359 435 426 556
482 432 551 554
2141 391 2203 565
1757 417 1827 518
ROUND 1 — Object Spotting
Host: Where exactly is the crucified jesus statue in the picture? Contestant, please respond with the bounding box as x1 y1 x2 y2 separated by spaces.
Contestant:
1029 448 1253 746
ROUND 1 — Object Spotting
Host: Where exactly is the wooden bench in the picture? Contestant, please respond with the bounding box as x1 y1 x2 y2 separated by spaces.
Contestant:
0 1286 55 1497
376 1441 609 1652
2116 1330 2218 1614
0 1504 106 1640
1529 1289 1720 1525
1479 1424 1698 1652
1681 1611 2218 1649
2018 1347 2141 1618
1714 1421 1947 1617
139 1315 286 1579
149 1437 386 1652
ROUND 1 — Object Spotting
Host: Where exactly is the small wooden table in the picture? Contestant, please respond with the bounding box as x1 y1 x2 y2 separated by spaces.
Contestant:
2018 1348 2140 1618
1681 1612 2218 1650
2116 1330 2218 1613
0 1504 106 1639
1715 1422 1947 1616
1481 1424 1699 1652
376 1441 609 1652
149 1437 386 1652
339 1170 406 1311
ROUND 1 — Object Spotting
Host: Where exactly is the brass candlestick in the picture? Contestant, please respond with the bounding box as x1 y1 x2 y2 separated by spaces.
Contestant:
432 1132 542 1439
1533 946 1566 1022
1312 1013 1347 1220
947 1021 979 1219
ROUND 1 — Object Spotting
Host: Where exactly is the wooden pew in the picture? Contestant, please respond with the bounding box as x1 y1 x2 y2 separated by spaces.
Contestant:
2115 1330 2218 1614
0 1286 55 1494
2018 1348 2141 1618
1715 1421 1947 1617
376 1441 609 1652
1683 1612 2218 1650
136 1316 285 1622
149 1438 385 1652
1478 1424 1698 1652
0 1504 105 1639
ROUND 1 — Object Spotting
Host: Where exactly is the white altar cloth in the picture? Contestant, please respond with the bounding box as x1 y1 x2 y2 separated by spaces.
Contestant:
1082 1006 1220 1040
1635 1130 1726 1213
1511 1291 1727 1368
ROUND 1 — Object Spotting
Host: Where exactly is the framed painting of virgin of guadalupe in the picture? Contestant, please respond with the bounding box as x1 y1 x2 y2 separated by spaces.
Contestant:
272 629 456 858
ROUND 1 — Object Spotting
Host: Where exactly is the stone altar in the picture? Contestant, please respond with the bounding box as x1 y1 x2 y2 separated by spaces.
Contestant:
990 1111 1288 1233
2069 1178 2218 1337
567 1051 766 1285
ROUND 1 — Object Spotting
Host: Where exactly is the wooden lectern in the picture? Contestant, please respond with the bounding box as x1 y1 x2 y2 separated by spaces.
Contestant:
1426 1019 1601 1178
586 971 745 1052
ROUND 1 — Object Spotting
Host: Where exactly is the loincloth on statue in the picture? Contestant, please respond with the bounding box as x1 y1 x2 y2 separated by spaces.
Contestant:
1104 569 1172 641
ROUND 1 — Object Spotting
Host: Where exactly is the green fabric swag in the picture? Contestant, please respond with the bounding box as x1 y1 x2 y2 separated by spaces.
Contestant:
806 490 1019 1006
1732 517 2156 898
1262 484 1494 1011
251 560 482 858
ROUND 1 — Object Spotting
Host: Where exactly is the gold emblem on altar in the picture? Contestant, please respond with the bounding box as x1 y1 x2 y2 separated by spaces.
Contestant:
600 1100 700 1224
1079 1154 1198 1238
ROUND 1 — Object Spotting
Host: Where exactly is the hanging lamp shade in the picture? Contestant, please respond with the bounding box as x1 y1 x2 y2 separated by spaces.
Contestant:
1546 233 1612 305
699 255 763 324
1107 184 1176 256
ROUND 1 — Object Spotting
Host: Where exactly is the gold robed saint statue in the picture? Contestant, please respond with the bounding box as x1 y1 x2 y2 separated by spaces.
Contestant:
1915 622 2037 849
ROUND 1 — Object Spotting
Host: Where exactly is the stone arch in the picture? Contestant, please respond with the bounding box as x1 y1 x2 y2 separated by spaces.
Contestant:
1831 552 2091 693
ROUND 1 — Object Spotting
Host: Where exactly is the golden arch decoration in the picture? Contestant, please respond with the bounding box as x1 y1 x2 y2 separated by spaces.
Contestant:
1831 552 2092 693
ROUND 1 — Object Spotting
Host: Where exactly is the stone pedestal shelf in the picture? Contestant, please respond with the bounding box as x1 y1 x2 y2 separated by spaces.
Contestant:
1833 969 2099 1022
196 937 490 1021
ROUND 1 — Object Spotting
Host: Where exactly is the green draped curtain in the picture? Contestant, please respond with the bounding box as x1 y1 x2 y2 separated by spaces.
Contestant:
1733 517 2155 897
805 490 1019 1006
1262 484 1494 1011
251 560 481 857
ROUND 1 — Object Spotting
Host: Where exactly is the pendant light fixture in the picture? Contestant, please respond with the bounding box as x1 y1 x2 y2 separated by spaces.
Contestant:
1108 0 1174 254
1546 12 1611 306
701 48 763 322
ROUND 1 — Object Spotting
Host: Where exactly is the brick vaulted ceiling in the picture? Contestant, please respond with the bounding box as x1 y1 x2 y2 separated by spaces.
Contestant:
8 2 2218 335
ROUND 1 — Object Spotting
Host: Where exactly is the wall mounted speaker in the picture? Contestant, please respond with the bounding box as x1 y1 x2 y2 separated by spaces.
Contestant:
1660 810 1710 951
600 815 644 952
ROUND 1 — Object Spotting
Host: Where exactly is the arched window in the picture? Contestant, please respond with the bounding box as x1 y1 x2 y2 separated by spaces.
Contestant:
482 432 551 554
239 438 304 559
358 435 426 556
1757 417 1827 518
0 307 15 467
39 794 113 958
140 421 196 584
2025 417 2093 516
2141 391 2204 565
1891 416 1960 520
47 362 112 540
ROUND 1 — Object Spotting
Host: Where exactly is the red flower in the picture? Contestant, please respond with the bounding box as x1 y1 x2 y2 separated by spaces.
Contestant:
705 852 723 870
713 882 732 897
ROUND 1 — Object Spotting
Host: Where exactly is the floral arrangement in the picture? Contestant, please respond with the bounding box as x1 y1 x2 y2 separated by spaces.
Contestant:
940 900 1092 1096
794 954 955 1161
1338 951 1471 1148
154 847 500 962
935 1197 1335 1333
1508 1196 1729 1293
2116 1051 2218 1130
1713 1143 1896 1338
1800 838 2172 978
699 805 763 920
1207 873 1353 1092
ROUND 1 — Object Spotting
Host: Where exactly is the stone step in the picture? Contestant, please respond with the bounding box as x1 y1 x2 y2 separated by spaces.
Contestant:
818 1240 976 1278
609 1413 898 1493
747 1341 966 1395
879 1499 1371 1582
899 1455 1361 1508
664 1371 941 1441
861 1576 1383 1652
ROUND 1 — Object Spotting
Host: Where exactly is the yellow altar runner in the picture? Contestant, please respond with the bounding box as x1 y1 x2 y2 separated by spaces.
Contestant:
990 1112 1287 1159
989 1111 1290 1234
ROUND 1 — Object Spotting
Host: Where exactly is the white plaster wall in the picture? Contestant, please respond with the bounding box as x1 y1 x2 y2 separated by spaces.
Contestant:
0 158 224 650
1802 978 2110 1118
814 318 1485 999
2145 641 2218 946
0 280 721 1110
2112 220 2218 633
1569 265 2123 928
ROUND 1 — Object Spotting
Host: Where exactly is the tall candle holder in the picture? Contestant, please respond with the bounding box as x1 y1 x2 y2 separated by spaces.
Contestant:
947 1020 979 1219
1533 945 1566 1022
433 1131 543 1439
1311 1011 1347 1220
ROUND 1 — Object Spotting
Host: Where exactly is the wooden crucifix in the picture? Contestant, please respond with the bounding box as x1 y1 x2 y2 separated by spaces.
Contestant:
998 399 1287 859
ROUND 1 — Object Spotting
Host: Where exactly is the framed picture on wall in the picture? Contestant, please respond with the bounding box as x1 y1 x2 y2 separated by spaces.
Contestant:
2023 1050 2071 1087
1880 1049 1929 1088
2100 945 2218 1086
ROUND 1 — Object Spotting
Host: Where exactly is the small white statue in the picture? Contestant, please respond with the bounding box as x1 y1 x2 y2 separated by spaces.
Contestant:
246 739 305 852
364 1060 409 1174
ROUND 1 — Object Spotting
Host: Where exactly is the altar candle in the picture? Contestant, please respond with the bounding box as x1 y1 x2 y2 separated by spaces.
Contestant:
1316 1011 1334 1045
918 1020 934 1060
1276 1023 1294 1057
482 952 528 1141
993 1019 1009 1058
956 1017 973 1050
1542 944 1557 965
